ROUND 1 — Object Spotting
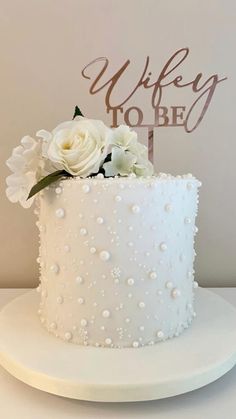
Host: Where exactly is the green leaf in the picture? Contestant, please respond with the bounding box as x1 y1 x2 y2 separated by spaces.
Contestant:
72 106 84 119
27 170 71 200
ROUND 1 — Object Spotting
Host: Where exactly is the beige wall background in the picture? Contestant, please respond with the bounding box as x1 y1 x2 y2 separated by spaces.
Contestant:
0 0 235 287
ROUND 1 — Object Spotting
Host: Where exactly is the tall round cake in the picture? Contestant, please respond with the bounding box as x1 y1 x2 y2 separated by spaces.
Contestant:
36 173 200 348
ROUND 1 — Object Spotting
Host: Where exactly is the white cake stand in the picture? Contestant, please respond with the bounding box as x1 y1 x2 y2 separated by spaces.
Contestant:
0 288 235 402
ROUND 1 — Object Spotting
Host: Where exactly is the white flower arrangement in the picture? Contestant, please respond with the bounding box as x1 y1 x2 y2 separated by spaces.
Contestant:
6 107 154 208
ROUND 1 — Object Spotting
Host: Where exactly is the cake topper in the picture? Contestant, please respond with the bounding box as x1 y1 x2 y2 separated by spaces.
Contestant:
82 47 227 162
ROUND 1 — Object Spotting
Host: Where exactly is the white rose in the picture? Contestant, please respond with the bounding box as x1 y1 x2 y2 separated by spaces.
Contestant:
103 125 154 177
42 118 111 177
6 136 44 208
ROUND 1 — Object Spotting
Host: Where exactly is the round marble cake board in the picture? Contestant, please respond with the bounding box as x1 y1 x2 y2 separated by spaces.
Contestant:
0 288 236 403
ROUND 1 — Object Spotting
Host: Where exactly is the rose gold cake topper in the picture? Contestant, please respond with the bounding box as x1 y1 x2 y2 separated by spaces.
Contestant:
82 48 227 162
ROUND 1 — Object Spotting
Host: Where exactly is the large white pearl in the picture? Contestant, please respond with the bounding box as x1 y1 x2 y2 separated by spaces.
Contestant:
102 309 111 318
131 205 140 214
105 337 112 345
127 278 135 286
55 208 65 218
82 184 90 193
172 288 181 298
50 263 59 274
99 250 110 261
64 332 72 341
157 330 164 339
160 242 167 251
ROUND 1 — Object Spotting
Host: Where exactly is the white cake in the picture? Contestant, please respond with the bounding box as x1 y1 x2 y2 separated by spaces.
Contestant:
36 173 201 348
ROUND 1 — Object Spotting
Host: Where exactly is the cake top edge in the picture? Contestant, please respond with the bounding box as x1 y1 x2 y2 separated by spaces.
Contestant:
57 173 202 186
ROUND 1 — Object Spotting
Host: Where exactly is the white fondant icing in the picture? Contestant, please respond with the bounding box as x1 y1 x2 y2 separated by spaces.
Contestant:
38 175 200 348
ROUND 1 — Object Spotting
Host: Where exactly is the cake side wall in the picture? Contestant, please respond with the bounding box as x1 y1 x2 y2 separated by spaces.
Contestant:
37 176 200 348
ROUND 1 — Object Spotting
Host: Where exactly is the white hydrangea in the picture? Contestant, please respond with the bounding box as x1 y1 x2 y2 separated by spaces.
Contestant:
6 136 45 208
103 125 154 177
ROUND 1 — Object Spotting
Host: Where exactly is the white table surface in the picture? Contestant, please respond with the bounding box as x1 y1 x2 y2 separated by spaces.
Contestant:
0 288 235 419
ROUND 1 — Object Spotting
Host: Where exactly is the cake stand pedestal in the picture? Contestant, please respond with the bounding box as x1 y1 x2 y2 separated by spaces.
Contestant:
0 288 235 402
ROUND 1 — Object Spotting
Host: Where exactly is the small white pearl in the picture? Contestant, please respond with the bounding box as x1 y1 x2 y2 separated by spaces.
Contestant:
193 281 199 289
115 195 122 202
99 250 110 261
82 184 90 193
50 322 57 330
165 204 173 212
138 301 145 309
64 245 70 252
96 217 104 224
157 289 163 296
50 263 59 274
80 228 87 236
139 325 145 331
102 309 110 318
132 341 139 348
57 295 63 304
149 271 157 279
80 318 88 327
185 217 191 224
187 182 193 190
90 247 97 254
160 242 167 252
128 293 133 298
172 288 181 298
78 297 84 304
131 205 140 214
55 187 62 194
55 208 65 218
64 332 72 341
125 317 131 323
75 276 83 284
127 277 135 286
105 337 112 345
187 271 193 278
166 281 173 289
157 330 164 339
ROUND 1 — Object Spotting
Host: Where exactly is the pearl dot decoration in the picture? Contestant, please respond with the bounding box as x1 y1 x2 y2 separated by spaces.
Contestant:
165 203 173 212
102 309 111 318
82 184 90 193
75 276 83 284
160 242 167 251
149 271 157 280
50 264 59 274
55 187 62 194
157 330 164 339
55 208 65 218
64 332 72 341
131 204 140 214
127 277 135 286
184 217 191 224
171 288 181 299
99 250 110 261
166 281 173 289
38 175 200 348
77 297 84 305
193 281 199 289
56 296 63 304
80 318 88 327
